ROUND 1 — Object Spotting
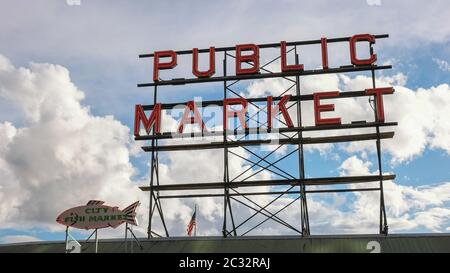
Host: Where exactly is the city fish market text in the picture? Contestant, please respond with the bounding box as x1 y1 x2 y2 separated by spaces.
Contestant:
56 200 140 230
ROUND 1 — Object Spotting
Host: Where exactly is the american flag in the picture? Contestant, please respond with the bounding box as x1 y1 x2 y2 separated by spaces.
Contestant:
187 206 197 236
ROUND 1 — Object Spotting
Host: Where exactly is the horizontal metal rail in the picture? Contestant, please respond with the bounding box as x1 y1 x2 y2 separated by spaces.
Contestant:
141 131 395 152
139 175 395 191
140 89 395 110
135 122 397 141
138 65 391 87
139 34 389 58
157 187 381 199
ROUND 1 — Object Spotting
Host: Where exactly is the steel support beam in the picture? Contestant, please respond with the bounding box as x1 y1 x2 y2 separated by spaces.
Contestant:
139 34 388 58
139 175 396 191
156 187 381 199
135 122 398 141
141 132 395 152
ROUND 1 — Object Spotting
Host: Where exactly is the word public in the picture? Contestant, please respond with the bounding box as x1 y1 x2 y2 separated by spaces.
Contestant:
151 34 378 81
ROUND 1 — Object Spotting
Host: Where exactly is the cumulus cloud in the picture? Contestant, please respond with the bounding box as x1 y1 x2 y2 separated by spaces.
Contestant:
433 58 450 72
0 55 145 232
331 156 450 233
339 74 450 164
366 0 382 6
2 0 450 64
0 54 280 238
144 136 279 235
0 235 42 244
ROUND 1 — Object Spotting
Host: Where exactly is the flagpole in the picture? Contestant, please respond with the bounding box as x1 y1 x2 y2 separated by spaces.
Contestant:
194 204 197 237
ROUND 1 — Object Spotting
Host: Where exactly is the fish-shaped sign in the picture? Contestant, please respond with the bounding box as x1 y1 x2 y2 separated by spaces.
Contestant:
56 200 140 230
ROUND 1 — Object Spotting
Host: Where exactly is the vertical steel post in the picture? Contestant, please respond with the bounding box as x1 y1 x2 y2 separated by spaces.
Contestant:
370 45 388 235
221 52 237 237
155 153 169 237
222 52 234 237
295 48 310 236
222 52 228 237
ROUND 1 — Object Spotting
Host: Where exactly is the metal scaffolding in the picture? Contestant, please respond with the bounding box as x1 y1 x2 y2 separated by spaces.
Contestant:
137 34 395 238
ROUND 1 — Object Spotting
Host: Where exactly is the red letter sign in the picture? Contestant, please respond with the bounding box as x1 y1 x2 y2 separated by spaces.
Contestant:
192 47 215 78
134 104 161 136
280 41 304 72
365 87 394 122
267 95 294 129
235 44 260 75
349 34 377 66
153 50 177 82
178 101 207 133
321 38 329 69
223 98 248 130
313 91 341 126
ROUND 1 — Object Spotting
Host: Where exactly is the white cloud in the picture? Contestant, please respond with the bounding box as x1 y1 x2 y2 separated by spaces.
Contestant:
146 143 277 235
319 155 450 234
2 0 450 62
339 74 450 164
154 152 450 235
0 55 278 237
0 55 145 232
366 0 382 7
0 235 42 244
433 58 450 72
339 155 372 176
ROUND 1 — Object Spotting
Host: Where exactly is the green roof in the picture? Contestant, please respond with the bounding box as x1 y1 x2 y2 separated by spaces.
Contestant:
0 234 449 253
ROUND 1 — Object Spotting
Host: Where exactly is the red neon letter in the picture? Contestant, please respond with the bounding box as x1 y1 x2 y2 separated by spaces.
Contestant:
349 34 377 66
192 47 215 78
267 95 294 129
365 87 394 122
235 44 260 75
134 104 161 136
223 98 248 130
177 101 207 133
280 41 304 72
321 38 329 69
153 50 177 82
313 91 341 126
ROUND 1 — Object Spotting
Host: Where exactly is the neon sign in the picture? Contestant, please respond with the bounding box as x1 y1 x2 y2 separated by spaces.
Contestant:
135 33 396 237
134 34 394 137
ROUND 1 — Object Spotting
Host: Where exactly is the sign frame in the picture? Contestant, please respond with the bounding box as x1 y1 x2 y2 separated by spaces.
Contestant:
135 33 395 237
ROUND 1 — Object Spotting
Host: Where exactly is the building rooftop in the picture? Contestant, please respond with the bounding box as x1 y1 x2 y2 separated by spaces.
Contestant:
0 233 449 253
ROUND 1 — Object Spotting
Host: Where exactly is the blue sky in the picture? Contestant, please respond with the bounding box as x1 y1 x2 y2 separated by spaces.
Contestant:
0 0 449 243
